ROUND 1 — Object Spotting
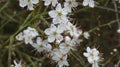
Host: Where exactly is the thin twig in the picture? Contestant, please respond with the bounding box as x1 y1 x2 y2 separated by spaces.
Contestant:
89 20 118 33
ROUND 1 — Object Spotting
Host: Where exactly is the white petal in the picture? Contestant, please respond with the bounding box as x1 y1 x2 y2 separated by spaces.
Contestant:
36 37 42 45
57 58 69 67
64 2 69 7
31 0 39 4
48 10 57 18
16 32 24 41
88 57 94 64
83 53 90 57
87 47 91 52
117 28 120 33
56 34 63 42
27 3 34 10
83 32 90 39
94 56 99 62
31 43 39 49
89 0 95 8
82 0 89 6
52 0 58 7
61 15 68 21
92 49 99 56
57 25 64 33
63 6 71 13
92 62 99 67
50 25 57 32
44 28 51 35
42 40 48 45
44 0 51 6
37 48 44 52
65 36 71 42
53 18 60 24
56 3 62 11
62 10 68 15
14 60 18 66
19 0 27 7
72 2 78 7
44 44 52 52
59 43 65 49
24 35 33 44
48 35 55 42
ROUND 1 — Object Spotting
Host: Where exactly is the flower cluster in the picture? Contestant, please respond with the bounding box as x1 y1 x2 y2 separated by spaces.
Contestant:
43 0 91 66
83 47 100 67
16 27 39 44
16 0 102 67
18 0 95 11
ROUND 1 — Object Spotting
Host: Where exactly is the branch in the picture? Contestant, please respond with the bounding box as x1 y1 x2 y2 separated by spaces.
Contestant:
89 20 118 33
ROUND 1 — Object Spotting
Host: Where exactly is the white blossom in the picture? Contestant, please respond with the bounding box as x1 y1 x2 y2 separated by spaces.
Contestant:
16 32 24 41
113 48 117 52
83 32 90 39
64 0 78 13
16 27 39 44
14 60 22 67
57 22 68 32
51 49 69 67
44 25 63 43
48 3 68 24
31 37 52 52
43 0 58 7
23 27 39 44
66 22 81 38
59 36 75 53
82 0 95 8
83 47 100 67
117 28 120 33
23 27 39 38
57 55 69 67
23 34 34 44
19 0 39 10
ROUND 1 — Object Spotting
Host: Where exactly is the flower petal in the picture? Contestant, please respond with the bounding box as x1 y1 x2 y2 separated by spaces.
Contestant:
36 37 42 45
89 0 95 8
44 0 51 6
87 47 91 52
19 0 27 7
56 34 63 42
48 10 57 18
56 3 62 11
27 3 34 10
31 0 39 4
48 35 55 42
88 57 94 64
44 28 51 35
83 53 90 57
52 0 58 7
82 0 89 6
92 62 99 67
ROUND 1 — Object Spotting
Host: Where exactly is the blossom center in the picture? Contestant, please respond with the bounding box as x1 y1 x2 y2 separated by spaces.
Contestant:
58 12 62 17
53 32 57 36
90 52 94 57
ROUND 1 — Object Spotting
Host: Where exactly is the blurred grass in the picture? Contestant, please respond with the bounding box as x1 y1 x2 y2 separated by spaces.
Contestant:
0 0 120 67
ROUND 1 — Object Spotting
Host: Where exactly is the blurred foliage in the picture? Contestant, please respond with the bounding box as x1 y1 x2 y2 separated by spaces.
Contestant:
0 0 120 67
